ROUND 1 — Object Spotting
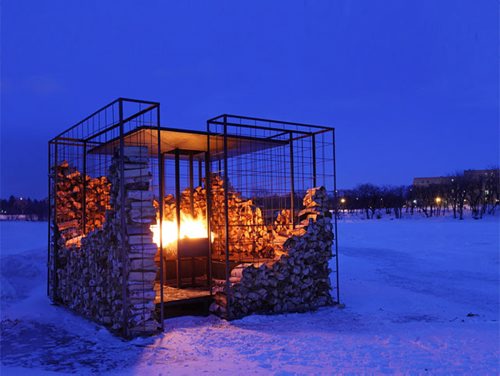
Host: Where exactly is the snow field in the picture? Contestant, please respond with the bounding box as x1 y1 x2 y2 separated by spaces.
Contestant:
1 217 498 375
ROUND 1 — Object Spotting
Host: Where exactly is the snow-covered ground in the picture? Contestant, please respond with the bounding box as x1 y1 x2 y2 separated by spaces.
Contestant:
1 217 499 375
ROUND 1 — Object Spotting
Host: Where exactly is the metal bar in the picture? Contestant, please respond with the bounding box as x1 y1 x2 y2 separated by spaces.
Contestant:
332 129 340 303
289 132 295 228
188 153 195 286
208 114 334 131
82 142 87 234
205 150 213 293
189 154 194 216
47 142 51 297
224 114 335 130
175 149 181 288
83 121 121 143
291 129 332 142
121 104 158 125
312 134 317 187
52 98 120 140
157 112 165 330
198 159 202 187
52 141 59 301
52 136 88 143
118 97 160 106
223 115 231 318
118 99 129 337
154 126 208 137
208 120 314 135
266 130 289 140
206 114 225 123
84 104 158 143
50 140 101 148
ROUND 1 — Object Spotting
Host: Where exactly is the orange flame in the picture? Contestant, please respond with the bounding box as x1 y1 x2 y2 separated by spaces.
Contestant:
150 214 212 247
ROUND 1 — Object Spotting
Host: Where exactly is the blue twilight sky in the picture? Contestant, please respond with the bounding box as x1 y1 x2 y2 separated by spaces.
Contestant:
1 0 498 199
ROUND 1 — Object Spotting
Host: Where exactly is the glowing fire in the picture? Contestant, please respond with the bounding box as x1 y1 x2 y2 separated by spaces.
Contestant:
150 214 210 247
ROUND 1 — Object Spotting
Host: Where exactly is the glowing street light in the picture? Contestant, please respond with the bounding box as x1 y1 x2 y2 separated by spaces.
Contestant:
340 198 346 204
435 197 442 205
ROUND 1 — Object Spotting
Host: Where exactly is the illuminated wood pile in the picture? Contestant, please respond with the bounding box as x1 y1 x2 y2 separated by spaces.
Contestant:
159 174 275 260
272 209 293 257
54 161 110 248
210 175 275 260
211 187 334 318
55 147 159 336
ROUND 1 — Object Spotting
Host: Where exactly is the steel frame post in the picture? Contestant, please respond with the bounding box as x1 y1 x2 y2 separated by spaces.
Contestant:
52 141 59 301
312 134 317 187
47 142 51 297
223 116 231 318
118 99 129 337
289 132 295 228
205 151 213 292
188 153 195 286
198 159 202 187
82 141 87 234
332 129 340 303
175 149 181 288
156 110 165 330
189 154 194 216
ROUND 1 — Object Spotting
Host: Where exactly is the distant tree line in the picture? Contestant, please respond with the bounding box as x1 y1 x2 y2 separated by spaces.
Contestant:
0 196 49 221
335 170 500 220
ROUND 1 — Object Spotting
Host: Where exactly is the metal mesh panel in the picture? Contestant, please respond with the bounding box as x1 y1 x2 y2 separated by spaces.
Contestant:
207 115 338 305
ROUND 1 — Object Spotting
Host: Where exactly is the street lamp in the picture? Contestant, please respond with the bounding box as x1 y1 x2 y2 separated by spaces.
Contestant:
435 197 442 205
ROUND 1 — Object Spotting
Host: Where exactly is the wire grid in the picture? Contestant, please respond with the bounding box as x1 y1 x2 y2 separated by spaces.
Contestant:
207 115 336 266
49 99 162 335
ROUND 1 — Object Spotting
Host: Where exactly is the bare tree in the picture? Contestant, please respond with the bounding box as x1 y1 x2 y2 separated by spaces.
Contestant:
354 184 381 219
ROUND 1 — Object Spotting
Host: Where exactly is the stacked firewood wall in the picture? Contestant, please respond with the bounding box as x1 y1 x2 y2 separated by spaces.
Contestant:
209 175 274 260
54 146 158 337
159 174 275 260
211 187 334 319
272 209 293 257
159 188 207 223
54 161 111 247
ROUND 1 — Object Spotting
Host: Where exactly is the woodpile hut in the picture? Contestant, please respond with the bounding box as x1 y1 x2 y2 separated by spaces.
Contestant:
48 98 338 338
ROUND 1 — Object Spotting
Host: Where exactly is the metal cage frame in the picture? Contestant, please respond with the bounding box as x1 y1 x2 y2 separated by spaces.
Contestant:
48 98 339 333
207 114 339 317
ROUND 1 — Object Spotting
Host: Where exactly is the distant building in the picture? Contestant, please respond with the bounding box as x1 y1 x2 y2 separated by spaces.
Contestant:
413 169 499 187
464 169 499 181
413 176 451 187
